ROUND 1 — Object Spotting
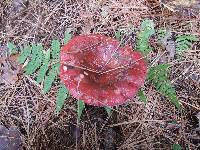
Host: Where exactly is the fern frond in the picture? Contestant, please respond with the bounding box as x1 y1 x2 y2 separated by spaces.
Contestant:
148 64 181 108
136 19 155 55
176 34 199 54
17 44 31 64
115 31 121 40
172 144 182 150
148 64 170 80
43 63 60 94
7 42 18 55
56 84 70 112
24 44 43 75
141 19 155 36
104 106 112 117
64 31 72 44
51 39 60 60
137 89 147 104
36 49 51 83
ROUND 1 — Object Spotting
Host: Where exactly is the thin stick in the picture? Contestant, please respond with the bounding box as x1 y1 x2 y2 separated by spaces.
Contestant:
108 119 164 127
180 100 200 111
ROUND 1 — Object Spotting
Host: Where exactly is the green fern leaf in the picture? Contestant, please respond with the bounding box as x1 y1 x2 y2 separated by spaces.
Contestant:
24 44 43 75
64 31 72 44
172 144 182 150
148 64 181 108
51 39 60 60
104 106 112 117
141 19 155 36
77 100 85 123
56 84 70 112
136 32 152 55
148 64 170 79
43 63 59 94
17 44 31 64
137 89 147 104
52 62 60 74
136 19 155 55
176 34 199 54
36 49 51 83
115 31 121 40
7 42 18 55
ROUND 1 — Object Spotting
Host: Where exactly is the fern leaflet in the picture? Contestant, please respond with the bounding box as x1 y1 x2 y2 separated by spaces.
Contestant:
175 34 199 54
148 64 181 108
24 44 43 75
172 144 182 150
104 106 112 117
115 31 121 40
141 19 155 36
51 39 60 60
56 84 70 112
7 42 18 55
137 88 147 104
64 31 72 44
136 19 155 55
36 49 51 83
43 63 60 94
17 44 31 64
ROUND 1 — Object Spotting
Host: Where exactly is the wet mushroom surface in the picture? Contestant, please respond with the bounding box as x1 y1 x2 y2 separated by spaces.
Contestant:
60 34 147 106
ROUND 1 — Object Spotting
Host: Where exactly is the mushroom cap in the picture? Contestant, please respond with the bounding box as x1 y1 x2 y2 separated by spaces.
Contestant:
60 34 147 106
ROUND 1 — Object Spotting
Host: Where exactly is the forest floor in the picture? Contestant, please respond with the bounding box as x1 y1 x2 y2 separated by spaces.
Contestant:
0 0 200 150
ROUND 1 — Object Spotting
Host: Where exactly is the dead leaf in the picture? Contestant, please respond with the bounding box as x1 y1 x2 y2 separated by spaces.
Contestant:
0 45 21 85
161 0 200 16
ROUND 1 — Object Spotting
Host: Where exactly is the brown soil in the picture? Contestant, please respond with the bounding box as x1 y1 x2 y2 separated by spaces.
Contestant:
0 0 200 150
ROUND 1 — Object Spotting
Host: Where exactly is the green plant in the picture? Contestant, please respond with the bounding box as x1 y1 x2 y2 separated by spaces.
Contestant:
8 19 198 121
156 28 199 54
8 33 72 114
17 44 32 64
56 84 70 112
24 44 44 76
17 41 60 94
137 88 147 104
175 34 199 54
148 64 181 108
7 42 18 55
114 31 122 40
172 144 182 150
104 106 112 117
136 19 181 108
136 19 155 55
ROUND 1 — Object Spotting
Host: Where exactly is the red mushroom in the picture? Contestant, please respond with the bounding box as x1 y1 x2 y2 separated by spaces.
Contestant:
60 34 147 106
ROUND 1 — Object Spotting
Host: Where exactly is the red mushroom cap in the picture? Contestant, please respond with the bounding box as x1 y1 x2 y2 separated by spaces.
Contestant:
60 34 147 106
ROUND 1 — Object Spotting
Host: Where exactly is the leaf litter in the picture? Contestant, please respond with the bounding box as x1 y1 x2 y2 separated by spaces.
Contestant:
0 45 21 85
0 0 200 149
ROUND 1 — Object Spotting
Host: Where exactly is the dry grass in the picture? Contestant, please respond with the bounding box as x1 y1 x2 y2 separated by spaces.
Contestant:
0 0 200 149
